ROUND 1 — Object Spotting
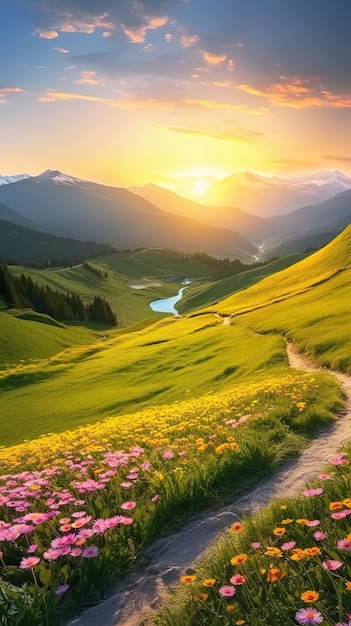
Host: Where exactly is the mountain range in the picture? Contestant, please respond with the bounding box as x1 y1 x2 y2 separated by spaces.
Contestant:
204 170 351 216
0 168 351 261
0 170 257 259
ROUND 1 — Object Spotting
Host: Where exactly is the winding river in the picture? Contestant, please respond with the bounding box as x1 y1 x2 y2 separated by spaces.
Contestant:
149 287 185 316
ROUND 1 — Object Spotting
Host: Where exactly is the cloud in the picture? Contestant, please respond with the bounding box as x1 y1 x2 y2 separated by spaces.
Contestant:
76 70 104 85
0 85 26 104
154 125 263 143
37 29 59 39
26 1 186 42
238 76 351 109
202 51 226 66
264 158 319 170
54 47 69 53
37 91 116 105
321 154 351 164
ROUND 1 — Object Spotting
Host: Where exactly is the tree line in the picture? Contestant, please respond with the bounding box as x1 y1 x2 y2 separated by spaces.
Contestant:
182 251 265 279
0 264 117 326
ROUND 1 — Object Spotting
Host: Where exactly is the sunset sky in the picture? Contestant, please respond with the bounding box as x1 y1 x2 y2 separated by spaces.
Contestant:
1 0 351 199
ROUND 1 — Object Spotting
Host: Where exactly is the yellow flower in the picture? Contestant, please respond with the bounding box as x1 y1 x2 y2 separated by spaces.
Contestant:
226 604 237 613
296 518 309 525
264 547 282 558
180 575 197 584
230 553 248 566
301 590 319 602
281 518 293 524
202 578 216 587
273 527 286 536
236 621 246 625
280 505 287 509
291 552 305 561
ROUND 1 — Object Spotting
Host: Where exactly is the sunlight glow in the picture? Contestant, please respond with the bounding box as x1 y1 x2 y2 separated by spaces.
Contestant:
192 179 210 197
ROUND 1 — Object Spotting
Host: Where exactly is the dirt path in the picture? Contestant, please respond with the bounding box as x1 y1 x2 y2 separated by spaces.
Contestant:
68 344 351 626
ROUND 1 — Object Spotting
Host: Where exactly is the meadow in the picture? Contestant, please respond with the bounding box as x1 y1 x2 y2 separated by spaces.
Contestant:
149 445 351 626
1 226 351 624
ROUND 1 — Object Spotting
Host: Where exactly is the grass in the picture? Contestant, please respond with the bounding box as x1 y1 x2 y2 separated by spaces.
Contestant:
1 226 351 624
0 370 343 626
148 445 351 626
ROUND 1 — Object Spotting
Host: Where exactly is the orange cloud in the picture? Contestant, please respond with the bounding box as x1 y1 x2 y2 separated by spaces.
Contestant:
238 76 351 108
122 15 168 43
202 51 227 65
37 30 59 39
76 71 104 86
181 33 200 47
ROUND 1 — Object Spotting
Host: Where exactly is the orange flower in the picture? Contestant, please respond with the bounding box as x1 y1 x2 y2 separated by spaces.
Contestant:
202 578 216 587
301 590 319 602
345 581 351 591
291 552 305 561
180 575 197 584
231 522 244 533
329 501 343 511
230 553 248 566
226 604 237 613
302 547 321 557
266 568 285 583
296 518 309 525
273 527 286 536
193 593 208 602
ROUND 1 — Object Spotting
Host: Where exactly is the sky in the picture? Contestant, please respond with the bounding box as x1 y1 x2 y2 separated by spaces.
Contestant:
1 0 351 199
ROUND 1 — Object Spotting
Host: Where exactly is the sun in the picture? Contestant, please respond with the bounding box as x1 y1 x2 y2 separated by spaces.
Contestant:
192 178 210 197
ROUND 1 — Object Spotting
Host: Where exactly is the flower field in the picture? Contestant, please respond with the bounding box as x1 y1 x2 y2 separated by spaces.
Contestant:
0 371 342 625
151 446 351 626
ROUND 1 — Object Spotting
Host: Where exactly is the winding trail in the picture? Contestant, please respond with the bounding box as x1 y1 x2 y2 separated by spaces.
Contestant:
68 344 351 626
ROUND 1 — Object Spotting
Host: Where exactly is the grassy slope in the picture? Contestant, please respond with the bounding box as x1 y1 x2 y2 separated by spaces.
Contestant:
0 314 288 446
178 253 305 313
2 226 351 446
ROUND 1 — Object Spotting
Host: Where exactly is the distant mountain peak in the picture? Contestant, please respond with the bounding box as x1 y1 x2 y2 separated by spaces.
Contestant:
33 169 85 186
0 173 30 186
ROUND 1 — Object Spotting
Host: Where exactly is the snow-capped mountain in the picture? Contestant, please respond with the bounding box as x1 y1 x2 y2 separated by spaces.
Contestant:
206 170 351 216
0 173 30 185
32 169 86 187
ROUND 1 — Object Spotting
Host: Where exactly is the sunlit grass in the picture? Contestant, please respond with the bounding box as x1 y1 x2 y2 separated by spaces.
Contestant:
150 445 351 626
0 371 342 625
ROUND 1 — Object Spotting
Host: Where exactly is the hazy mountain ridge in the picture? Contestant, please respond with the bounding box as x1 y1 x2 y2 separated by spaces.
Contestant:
206 170 351 216
132 181 351 254
0 170 256 259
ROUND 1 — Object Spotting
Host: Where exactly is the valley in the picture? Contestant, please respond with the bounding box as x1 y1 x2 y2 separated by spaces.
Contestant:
1 172 351 626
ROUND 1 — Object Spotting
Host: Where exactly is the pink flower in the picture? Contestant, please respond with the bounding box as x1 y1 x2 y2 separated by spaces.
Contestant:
281 541 296 550
307 520 320 527
331 511 348 520
218 585 236 597
121 501 136 510
318 474 331 480
151 495 160 504
329 453 348 466
314 531 327 541
303 488 323 497
251 542 261 549
163 450 174 459
27 544 38 553
120 482 133 488
229 574 246 585
82 546 99 558
19 556 40 569
322 559 343 570
295 607 324 625
337 538 351 551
